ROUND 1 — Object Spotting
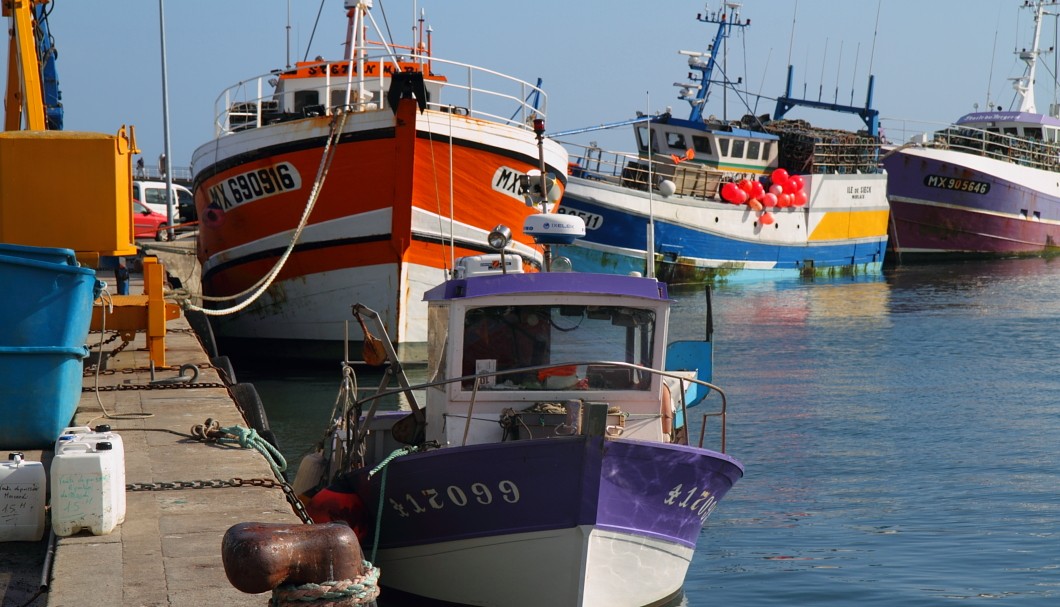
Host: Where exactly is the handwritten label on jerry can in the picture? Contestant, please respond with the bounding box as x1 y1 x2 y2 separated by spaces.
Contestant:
0 452 47 542
55 425 126 525
51 438 125 537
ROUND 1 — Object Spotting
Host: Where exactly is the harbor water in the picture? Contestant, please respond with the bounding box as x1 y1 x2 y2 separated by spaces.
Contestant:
243 257 1060 605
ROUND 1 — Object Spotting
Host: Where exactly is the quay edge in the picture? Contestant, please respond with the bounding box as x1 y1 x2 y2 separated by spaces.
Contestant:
0 268 301 607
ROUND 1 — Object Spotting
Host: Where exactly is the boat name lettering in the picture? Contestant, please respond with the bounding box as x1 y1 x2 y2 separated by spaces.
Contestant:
923 175 990 195
210 163 301 210
492 166 533 203
845 185 872 200
305 63 423 78
388 480 521 518
555 206 603 230
665 483 719 524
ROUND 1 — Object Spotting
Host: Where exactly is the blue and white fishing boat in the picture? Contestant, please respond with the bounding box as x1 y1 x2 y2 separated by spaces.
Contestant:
552 3 889 284
294 215 743 606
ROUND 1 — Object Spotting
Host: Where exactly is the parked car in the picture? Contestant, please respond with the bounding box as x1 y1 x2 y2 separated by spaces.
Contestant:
132 199 170 241
133 180 194 224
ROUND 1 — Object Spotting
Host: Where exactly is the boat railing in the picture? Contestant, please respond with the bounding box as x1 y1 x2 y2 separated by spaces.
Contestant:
349 359 730 456
884 117 1060 172
562 141 726 199
212 54 549 137
804 141 884 174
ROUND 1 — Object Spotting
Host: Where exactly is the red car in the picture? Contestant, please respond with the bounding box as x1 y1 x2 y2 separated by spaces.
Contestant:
133 199 170 241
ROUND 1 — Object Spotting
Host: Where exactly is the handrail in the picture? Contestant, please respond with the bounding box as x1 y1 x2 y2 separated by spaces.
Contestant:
349 359 730 454
561 138 883 198
211 54 548 138
883 117 1060 173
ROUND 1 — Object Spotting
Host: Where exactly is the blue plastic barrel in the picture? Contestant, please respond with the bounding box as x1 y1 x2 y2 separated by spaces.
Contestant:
0 253 102 348
0 243 78 266
0 345 88 449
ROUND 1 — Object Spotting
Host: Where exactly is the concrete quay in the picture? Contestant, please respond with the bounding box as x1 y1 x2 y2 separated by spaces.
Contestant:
0 270 301 607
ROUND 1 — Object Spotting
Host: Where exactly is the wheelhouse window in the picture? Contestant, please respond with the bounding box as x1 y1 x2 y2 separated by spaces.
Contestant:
718 138 730 156
666 132 687 150
692 135 712 155
747 140 761 160
1024 127 1043 140
294 90 320 114
330 88 348 108
730 139 745 159
461 304 656 391
635 126 659 153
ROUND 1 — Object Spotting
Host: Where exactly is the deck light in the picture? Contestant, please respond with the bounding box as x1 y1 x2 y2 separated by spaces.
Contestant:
488 225 512 251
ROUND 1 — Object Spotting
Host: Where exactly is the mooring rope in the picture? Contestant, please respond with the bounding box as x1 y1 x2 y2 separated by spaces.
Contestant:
217 424 288 477
184 109 351 316
270 561 381 606
366 445 423 562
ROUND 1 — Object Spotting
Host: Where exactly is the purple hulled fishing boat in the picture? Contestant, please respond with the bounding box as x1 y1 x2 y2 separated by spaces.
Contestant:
883 0 1060 260
294 216 743 606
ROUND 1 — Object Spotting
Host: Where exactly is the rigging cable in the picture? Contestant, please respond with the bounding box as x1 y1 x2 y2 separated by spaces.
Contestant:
303 0 327 62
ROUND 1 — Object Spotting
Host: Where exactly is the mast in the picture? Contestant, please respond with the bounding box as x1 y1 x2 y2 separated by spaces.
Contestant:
684 2 748 123
1013 1 1056 114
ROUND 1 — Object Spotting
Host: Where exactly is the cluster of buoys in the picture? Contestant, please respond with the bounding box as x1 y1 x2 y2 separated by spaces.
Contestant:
719 168 808 225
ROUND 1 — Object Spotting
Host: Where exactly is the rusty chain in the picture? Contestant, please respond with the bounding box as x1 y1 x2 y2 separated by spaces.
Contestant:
126 477 314 524
83 381 229 392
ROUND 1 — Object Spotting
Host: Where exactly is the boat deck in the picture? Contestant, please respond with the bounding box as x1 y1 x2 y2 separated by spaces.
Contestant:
0 274 299 607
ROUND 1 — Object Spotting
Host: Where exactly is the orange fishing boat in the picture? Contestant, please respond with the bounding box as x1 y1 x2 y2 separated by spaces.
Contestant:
191 1 566 360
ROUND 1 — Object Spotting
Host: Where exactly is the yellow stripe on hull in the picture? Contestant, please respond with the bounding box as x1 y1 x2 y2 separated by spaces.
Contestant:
809 209 890 241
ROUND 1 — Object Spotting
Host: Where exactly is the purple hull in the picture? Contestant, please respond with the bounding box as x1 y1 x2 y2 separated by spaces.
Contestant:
361 435 743 550
884 146 1060 260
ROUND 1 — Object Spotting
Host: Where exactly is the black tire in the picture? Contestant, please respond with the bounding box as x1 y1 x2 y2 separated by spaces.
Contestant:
184 308 219 358
230 383 279 450
210 355 238 385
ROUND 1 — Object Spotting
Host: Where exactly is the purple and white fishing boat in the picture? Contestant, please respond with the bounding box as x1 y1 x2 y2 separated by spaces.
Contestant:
294 216 743 606
882 0 1060 260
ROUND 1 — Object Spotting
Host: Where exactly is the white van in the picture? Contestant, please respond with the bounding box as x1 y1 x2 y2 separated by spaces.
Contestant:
133 181 194 223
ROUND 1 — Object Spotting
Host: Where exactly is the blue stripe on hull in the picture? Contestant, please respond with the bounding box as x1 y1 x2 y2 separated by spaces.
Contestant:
557 191 886 281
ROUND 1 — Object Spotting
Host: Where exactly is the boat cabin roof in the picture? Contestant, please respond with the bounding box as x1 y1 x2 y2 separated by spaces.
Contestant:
658 116 780 141
424 272 670 303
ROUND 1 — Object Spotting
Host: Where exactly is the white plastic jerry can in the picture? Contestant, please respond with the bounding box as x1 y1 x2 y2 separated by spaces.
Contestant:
55 425 126 524
0 452 47 542
51 439 124 536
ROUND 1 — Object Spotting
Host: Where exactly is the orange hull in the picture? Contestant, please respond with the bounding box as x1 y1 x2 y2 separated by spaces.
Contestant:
191 100 567 356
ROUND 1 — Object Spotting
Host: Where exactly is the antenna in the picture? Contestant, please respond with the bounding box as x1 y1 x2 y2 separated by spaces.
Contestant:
818 38 828 102
868 0 881 76
849 42 861 106
834 40 843 104
646 91 655 280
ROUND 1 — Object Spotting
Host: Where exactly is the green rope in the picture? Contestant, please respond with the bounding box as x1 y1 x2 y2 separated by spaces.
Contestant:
220 425 288 477
367 445 417 478
270 560 381 606
367 446 421 562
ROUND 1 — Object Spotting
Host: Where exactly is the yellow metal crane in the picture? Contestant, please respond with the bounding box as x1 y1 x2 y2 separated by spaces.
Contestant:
0 0 179 365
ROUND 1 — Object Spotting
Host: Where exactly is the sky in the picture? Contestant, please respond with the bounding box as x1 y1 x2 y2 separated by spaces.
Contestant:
7 0 1055 174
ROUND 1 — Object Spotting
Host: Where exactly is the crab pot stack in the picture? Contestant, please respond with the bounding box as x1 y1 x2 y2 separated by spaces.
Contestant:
763 119 880 175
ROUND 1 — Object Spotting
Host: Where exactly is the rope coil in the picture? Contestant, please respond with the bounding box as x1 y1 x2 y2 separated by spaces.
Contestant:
270 561 381 606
